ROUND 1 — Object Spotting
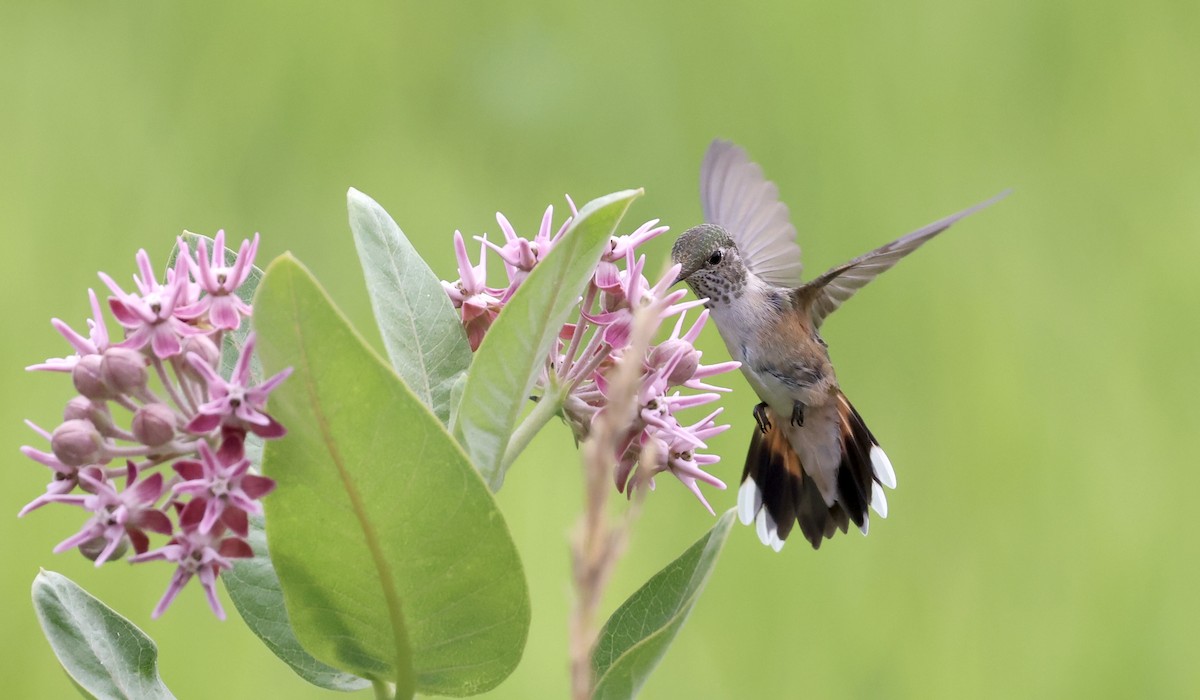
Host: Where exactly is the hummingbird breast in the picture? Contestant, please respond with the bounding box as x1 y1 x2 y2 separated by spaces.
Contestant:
706 280 836 413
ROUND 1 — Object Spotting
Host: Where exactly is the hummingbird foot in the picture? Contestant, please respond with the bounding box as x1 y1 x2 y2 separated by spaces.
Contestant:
753 402 772 434
790 401 805 427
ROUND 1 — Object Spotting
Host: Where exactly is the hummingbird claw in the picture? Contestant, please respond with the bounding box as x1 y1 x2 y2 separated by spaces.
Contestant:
790 402 805 427
753 402 772 434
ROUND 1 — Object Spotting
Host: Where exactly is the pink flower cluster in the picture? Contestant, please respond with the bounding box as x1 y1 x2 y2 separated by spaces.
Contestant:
21 232 290 620
442 201 739 512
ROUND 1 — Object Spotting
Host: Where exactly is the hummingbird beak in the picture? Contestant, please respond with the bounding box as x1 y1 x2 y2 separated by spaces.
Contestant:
670 262 694 286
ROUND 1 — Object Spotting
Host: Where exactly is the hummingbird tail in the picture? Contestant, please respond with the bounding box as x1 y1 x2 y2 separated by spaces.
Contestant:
739 394 896 550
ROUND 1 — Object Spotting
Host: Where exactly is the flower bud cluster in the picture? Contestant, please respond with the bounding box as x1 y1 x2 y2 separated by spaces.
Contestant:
442 201 739 512
21 232 290 619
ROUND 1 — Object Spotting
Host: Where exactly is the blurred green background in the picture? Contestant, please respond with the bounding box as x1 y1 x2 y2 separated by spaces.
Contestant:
3 1 1197 697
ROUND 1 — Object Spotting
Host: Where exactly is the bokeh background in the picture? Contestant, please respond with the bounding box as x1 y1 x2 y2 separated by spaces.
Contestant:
3 2 1197 697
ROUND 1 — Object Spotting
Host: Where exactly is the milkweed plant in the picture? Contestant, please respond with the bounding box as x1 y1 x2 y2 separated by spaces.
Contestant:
22 188 740 700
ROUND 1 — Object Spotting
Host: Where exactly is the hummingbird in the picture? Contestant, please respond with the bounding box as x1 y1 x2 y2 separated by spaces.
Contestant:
671 139 1007 551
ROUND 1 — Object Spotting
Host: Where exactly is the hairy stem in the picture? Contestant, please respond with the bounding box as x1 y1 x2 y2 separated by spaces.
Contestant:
169 354 201 415
569 306 656 700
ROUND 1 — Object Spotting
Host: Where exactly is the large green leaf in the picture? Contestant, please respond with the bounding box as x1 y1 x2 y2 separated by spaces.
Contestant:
347 188 472 424
32 570 175 700
223 515 370 692
453 189 642 490
591 510 736 700
253 255 530 698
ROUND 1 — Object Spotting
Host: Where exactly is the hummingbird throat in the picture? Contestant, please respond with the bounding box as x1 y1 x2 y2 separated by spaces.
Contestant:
688 264 748 308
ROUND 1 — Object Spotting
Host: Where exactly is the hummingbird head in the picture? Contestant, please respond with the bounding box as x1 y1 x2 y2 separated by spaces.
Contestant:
671 223 746 305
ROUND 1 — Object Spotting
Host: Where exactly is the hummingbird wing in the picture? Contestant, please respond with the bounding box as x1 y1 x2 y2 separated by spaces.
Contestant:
700 139 804 287
804 190 1010 328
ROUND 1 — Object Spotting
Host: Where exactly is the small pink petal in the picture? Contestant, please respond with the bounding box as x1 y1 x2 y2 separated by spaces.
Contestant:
240 474 276 500
173 460 205 481
138 510 174 535
185 413 222 434
221 508 249 538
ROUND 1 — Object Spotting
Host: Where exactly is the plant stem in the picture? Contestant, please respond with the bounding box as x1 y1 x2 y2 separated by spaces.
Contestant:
560 283 598 379
500 387 566 474
151 356 190 416
371 679 396 700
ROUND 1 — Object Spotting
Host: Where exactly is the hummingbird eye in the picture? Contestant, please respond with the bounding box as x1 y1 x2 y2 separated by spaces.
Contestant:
708 249 723 266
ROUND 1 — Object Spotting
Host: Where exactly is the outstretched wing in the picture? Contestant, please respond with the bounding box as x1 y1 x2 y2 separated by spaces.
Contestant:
804 190 1010 328
700 139 804 287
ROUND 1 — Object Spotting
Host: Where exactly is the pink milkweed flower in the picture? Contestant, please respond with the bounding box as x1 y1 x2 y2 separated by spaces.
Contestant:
130 499 253 620
660 409 730 513
176 231 259 330
100 249 204 358
172 440 275 537
615 409 730 514
583 253 702 349
604 348 730 511
646 310 740 391
479 205 573 293
20 231 291 620
53 463 172 566
442 231 504 350
638 430 727 516
440 199 739 514
592 261 624 296
27 290 111 373
186 333 291 439
17 445 102 517
603 218 669 263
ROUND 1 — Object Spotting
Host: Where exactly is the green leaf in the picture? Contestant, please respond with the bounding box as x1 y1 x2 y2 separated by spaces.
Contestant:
32 570 175 700
167 231 265 381
453 189 642 490
253 255 530 697
347 188 472 424
591 510 736 700
223 515 371 692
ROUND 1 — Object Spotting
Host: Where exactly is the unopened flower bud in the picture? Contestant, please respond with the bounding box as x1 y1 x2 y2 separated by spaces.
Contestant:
181 335 221 379
63 396 119 437
132 403 177 447
51 419 105 467
72 354 111 400
650 340 700 386
79 533 128 563
101 347 148 394
562 393 596 441
599 290 624 313
63 396 95 422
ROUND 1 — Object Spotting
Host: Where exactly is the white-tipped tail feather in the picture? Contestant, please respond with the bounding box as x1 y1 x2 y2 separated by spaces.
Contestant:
737 478 762 526
740 397 899 550
744 480 788 551
870 445 896 489
870 482 889 518
754 508 770 545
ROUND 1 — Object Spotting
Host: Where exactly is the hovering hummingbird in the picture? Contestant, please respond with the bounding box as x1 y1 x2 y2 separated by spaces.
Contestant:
672 140 1007 551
